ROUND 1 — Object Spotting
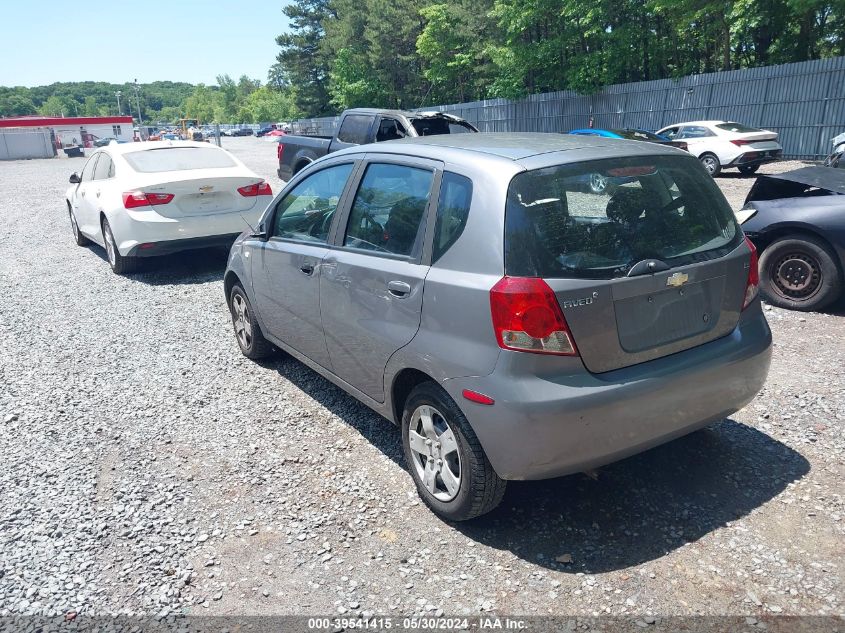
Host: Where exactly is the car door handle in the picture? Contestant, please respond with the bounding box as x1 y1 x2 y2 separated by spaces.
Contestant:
387 280 411 297
299 263 315 276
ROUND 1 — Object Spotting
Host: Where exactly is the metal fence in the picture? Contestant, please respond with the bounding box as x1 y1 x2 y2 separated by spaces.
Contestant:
0 128 56 160
292 56 845 160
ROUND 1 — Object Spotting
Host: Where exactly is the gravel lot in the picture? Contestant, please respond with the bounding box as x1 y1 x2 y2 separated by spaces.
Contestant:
0 138 842 623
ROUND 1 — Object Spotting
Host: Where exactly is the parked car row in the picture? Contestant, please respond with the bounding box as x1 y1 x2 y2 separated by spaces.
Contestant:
66 131 783 520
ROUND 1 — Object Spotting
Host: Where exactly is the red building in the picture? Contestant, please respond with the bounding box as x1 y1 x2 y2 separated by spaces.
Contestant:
0 115 134 149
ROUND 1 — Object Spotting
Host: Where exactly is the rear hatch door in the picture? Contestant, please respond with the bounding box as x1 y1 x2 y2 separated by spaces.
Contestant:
504 153 749 374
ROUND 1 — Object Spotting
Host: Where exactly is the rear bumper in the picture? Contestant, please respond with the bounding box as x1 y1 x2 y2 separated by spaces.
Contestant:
728 149 782 167
125 232 242 257
278 163 292 182
112 208 262 256
442 304 772 481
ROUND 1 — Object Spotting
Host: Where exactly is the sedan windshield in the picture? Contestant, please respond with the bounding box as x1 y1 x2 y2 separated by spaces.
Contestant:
124 147 237 173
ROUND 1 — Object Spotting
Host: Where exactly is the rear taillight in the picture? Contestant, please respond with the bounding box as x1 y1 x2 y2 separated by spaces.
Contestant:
122 191 174 209
742 236 760 310
238 181 273 197
731 139 752 146
490 277 578 356
277 142 284 161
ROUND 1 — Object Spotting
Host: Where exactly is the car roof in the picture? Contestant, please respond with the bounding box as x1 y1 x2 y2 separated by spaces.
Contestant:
332 132 685 165
660 120 728 128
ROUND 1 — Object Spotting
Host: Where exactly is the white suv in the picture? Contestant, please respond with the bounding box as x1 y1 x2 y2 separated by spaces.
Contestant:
656 121 782 176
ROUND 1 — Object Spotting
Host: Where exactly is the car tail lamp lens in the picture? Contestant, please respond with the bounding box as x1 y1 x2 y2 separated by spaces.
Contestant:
489 277 578 356
122 191 174 209
238 181 273 197
731 139 752 146
277 142 284 161
742 236 760 310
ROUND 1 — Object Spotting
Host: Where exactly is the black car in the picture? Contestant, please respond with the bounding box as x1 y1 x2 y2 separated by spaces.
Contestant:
232 128 254 137
740 166 845 311
255 126 275 137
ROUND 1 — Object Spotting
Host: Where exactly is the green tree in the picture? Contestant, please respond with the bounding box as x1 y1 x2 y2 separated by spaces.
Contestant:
276 0 333 116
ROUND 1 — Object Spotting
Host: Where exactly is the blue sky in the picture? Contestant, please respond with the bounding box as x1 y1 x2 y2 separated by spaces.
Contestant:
0 0 290 87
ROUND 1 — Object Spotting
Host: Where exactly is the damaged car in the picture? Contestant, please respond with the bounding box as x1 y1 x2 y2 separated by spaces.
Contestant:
738 166 845 311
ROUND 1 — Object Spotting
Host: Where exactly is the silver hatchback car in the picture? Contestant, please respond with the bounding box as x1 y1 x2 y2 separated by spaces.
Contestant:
224 133 772 521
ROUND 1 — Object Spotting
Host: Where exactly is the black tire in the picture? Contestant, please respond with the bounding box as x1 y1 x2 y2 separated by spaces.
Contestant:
229 284 274 359
401 382 506 521
738 164 760 175
68 204 89 246
699 152 721 177
758 234 843 312
101 218 137 274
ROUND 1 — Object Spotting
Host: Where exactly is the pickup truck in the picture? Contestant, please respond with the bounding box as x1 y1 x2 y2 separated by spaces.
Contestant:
276 108 478 181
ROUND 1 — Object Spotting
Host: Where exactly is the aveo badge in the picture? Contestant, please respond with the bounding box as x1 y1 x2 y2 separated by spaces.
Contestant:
562 291 599 309
666 272 689 287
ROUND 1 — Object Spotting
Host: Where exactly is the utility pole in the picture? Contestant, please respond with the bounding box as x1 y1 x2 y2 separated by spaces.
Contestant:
133 79 144 139
115 90 122 115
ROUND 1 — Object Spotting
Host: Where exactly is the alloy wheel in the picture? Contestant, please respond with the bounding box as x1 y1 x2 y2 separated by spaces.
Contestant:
701 156 718 175
232 293 253 349
103 226 116 266
407 404 462 502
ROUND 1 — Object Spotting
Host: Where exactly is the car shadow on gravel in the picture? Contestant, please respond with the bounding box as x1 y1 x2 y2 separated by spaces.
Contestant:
261 355 810 574
457 419 809 573
85 245 229 285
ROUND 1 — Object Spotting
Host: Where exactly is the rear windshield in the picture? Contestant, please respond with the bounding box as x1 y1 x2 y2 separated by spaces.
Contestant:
124 147 237 173
505 156 741 279
715 122 761 133
410 117 476 136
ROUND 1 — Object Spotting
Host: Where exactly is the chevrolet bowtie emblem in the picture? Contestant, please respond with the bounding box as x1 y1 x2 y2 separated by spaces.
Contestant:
666 272 689 287
199 185 214 192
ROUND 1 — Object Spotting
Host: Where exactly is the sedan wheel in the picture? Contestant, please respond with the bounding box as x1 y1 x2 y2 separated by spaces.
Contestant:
101 219 137 274
699 153 721 177
401 382 506 521
68 207 89 246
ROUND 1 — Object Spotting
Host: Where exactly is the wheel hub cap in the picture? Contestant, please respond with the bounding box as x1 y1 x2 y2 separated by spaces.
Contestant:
232 295 252 348
408 405 461 502
773 253 820 298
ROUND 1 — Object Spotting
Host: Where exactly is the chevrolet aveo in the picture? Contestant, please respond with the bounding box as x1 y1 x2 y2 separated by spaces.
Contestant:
224 133 772 521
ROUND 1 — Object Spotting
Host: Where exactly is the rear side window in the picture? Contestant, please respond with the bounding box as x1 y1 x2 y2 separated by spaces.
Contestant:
343 163 433 257
124 147 236 172
432 172 472 262
505 155 741 279
678 126 714 139
337 115 374 144
93 154 114 180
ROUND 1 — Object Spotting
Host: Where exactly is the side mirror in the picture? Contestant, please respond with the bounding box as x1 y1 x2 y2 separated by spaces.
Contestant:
69 172 81 184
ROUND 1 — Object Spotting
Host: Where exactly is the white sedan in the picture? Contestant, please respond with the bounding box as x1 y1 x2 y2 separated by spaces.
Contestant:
65 141 272 274
656 120 782 176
